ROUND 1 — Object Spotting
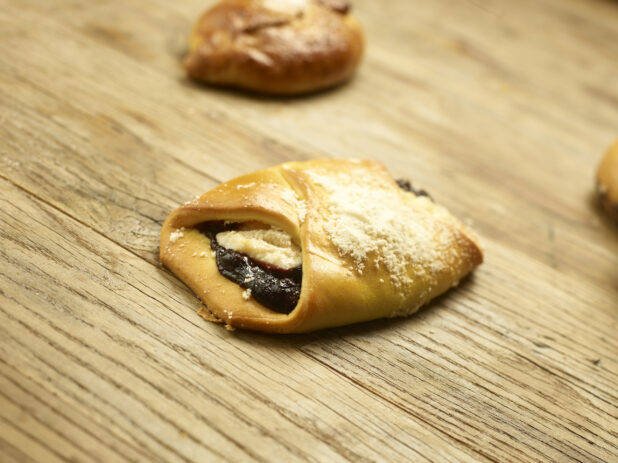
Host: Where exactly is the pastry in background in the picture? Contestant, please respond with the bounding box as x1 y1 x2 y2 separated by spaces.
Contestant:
160 159 483 333
597 139 618 222
184 0 364 95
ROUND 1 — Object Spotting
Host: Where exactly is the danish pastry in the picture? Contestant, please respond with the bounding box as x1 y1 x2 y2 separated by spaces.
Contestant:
184 0 364 95
160 159 483 333
597 139 618 222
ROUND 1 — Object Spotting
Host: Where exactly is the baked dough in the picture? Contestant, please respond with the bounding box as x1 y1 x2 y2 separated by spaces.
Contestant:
160 159 483 333
597 139 618 222
184 0 364 95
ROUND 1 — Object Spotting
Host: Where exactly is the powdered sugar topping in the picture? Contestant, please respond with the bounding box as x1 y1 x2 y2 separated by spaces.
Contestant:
169 228 185 244
308 168 455 289
281 189 307 224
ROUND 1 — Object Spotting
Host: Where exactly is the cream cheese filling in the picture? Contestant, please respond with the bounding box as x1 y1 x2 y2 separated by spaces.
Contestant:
216 227 301 269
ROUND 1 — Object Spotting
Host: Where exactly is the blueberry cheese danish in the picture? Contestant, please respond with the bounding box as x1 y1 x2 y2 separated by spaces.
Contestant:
184 0 364 95
160 159 483 333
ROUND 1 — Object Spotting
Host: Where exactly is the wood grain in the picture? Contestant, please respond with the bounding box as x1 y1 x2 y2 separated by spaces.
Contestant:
1 0 617 461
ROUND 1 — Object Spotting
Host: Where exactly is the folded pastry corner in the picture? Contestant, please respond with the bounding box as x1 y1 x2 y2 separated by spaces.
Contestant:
161 159 483 333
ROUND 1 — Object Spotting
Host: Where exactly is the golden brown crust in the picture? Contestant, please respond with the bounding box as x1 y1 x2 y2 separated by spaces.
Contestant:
184 0 364 95
597 139 618 222
160 159 483 333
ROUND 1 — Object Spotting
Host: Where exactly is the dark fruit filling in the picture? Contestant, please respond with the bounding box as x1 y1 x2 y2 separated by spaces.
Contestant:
396 178 432 200
197 222 301 314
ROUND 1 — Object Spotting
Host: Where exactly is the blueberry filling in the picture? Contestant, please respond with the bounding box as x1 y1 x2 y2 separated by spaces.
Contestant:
197 222 301 314
396 178 432 200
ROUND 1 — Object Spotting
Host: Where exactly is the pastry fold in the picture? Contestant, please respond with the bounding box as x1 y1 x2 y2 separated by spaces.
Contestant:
161 159 483 333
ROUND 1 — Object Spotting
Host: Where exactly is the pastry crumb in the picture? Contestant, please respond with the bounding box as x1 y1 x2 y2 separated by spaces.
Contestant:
184 195 200 205
169 229 184 243
242 288 252 300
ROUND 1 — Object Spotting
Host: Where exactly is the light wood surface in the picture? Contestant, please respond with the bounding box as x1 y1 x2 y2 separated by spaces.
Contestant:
1 0 617 461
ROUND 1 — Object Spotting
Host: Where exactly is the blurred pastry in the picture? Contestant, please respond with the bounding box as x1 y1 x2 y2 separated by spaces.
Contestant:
597 139 618 222
184 0 364 95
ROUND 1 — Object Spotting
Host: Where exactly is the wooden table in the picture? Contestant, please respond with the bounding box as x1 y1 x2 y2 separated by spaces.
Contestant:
1 0 617 461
